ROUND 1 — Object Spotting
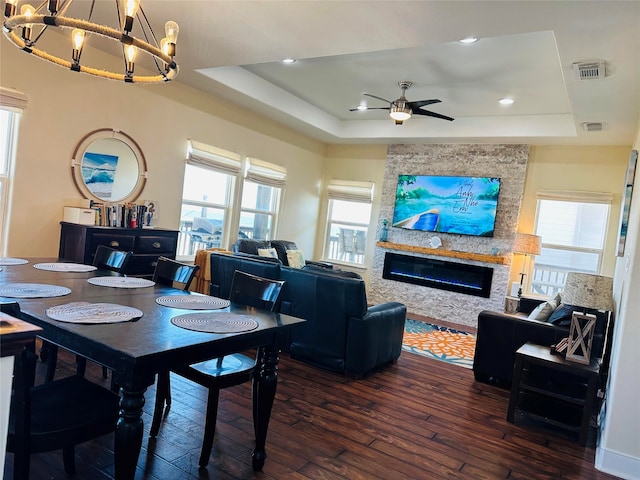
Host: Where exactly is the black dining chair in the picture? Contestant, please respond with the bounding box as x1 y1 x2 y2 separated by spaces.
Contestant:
4 302 120 480
152 256 200 290
92 244 133 273
43 245 133 382
150 270 285 468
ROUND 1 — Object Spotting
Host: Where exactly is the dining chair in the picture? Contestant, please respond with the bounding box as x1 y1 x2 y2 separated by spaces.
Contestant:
4 303 120 480
92 244 133 273
43 245 133 382
150 270 285 468
152 256 200 290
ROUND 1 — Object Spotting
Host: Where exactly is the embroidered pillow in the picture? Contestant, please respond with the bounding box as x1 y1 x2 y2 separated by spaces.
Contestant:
286 249 306 268
257 247 278 259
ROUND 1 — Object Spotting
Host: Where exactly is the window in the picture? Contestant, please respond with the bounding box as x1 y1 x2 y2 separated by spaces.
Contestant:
178 141 241 258
0 87 27 255
531 191 611 297
323 180 374 265
178 141 285 259
239 158 285 241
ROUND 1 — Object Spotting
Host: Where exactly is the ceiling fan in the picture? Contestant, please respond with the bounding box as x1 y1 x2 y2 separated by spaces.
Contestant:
350 81 454 125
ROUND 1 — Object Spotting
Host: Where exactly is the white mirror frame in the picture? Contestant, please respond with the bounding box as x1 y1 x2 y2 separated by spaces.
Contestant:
71 128 147 203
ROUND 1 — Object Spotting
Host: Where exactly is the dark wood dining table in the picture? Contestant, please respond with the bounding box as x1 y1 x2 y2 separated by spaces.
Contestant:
0 258 305 479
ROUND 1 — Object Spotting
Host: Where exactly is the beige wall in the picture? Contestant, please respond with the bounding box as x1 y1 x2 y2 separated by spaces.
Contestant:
1 42 325 258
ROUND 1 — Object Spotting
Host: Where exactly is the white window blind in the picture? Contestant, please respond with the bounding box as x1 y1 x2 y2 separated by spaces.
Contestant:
0 86 28 112
186 140 242 176
245 157 286 187
536 190 612 204
327 180 374 203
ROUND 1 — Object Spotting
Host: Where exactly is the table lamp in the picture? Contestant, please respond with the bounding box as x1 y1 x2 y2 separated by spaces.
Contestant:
513 233 542 297
561 272 614 364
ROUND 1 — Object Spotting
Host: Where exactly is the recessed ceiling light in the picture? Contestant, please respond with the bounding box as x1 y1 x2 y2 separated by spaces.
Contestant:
282 58 296 64
356 105 368 111
499 98 514 105
459 37 478 44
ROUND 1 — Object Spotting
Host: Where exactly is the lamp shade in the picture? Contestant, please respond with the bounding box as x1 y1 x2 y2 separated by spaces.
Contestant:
513 233 542 256
562 272 614 311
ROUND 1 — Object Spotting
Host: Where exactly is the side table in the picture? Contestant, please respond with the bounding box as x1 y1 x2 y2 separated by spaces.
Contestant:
507 342 600 445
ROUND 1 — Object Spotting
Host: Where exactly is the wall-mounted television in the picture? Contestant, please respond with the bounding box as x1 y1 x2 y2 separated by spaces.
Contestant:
392 175 501 237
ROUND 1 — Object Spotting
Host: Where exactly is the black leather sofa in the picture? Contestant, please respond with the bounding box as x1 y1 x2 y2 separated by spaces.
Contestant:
473 297 609 387
209 251 407 378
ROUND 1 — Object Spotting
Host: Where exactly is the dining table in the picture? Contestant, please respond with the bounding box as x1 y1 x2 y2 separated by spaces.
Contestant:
0 257 305 480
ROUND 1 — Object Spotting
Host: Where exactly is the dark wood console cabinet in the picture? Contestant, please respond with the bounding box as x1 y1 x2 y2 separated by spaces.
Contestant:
58 222 179 277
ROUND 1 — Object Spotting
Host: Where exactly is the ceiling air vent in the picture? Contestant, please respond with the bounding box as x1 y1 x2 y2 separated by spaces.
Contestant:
573 61 606 80
582 122 603 132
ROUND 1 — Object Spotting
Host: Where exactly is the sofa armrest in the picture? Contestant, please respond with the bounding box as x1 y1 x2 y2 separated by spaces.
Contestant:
518 296 547 314
345 302 406 377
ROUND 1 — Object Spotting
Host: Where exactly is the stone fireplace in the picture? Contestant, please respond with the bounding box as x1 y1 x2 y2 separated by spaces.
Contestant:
369 144 530 328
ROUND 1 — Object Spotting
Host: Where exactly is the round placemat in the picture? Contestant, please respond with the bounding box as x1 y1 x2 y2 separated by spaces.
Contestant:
47 302 143 324
0 283 71 298
171 312 259 333
88 277 155 289
156 295 231 310
34 262 97 272
0 257 28 266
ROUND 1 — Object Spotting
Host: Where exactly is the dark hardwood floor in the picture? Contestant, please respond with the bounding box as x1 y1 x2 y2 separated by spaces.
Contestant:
4 335 619 480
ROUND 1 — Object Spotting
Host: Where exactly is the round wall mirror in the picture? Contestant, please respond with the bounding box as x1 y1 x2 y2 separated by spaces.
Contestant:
71 128 147 203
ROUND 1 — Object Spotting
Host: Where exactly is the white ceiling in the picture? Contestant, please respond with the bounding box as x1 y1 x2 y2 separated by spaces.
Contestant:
28 1 640 145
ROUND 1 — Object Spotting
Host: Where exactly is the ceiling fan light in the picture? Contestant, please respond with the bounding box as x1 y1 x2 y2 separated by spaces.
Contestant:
389 104 411 121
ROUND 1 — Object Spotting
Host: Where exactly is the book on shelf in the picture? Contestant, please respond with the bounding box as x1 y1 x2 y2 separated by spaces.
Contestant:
89 200 157 228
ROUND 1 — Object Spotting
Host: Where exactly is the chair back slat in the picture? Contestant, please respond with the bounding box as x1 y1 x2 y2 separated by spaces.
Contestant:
92 245 132 273
229 270 285 311
152 257 199 291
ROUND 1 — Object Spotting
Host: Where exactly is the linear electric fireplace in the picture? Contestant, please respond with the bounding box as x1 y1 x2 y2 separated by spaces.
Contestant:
383 252 493 298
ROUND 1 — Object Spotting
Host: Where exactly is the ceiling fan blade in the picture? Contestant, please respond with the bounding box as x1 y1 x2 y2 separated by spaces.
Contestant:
363 93 393 104
412 109 455 122
349 107 390 112
410 99 442 109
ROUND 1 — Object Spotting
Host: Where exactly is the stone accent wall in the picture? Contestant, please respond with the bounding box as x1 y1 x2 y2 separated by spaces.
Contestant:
369 144 530 328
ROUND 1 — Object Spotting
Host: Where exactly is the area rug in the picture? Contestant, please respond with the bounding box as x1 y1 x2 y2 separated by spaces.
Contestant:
402 319 476 369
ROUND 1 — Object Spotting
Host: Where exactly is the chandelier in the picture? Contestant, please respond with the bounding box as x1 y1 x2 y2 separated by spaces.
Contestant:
3 0 179 84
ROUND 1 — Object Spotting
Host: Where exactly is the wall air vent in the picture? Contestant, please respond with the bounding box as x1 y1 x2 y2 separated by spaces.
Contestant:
582 122 603 132
573 61 606 80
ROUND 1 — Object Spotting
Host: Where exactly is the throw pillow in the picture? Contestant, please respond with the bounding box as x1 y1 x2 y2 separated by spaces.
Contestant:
286 249 306 268
257 247 278 259
527 300 557 322
548 303 576 326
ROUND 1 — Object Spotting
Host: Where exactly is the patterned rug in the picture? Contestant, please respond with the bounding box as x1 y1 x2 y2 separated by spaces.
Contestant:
402 319 476 369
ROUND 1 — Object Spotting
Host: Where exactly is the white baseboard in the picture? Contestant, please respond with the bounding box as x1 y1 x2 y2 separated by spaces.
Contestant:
596 444 640 480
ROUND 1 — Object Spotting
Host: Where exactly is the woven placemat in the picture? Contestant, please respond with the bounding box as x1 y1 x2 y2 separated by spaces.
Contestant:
171 312 259 333
0 283 71 298
0 257 28 266
47 302 143 324
156 295 231 310
88 277 155 289
34 262 97 272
